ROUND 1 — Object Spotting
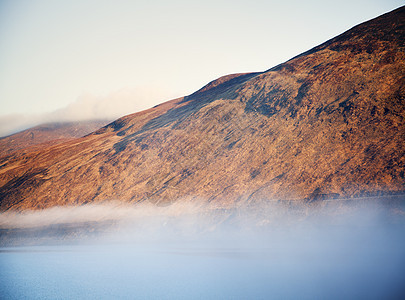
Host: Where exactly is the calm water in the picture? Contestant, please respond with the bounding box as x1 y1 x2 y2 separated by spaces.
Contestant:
1 201 405 299
1 226 404 299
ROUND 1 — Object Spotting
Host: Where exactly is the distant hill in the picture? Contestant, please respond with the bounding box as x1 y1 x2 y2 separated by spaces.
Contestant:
0 6 404 211
0 120 110 158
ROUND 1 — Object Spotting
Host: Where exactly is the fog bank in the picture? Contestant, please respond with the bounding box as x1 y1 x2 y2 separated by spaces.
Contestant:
1 198 404 245
1 199 404 299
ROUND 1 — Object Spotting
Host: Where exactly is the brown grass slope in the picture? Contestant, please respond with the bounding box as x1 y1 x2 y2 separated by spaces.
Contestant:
0 120 110 158
0 7 404 211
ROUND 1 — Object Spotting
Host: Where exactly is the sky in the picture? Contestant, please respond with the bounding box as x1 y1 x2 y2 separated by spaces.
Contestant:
0 0 403 136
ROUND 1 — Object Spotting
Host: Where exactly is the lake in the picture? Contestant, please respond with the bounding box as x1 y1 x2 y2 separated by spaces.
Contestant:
1 200 405 299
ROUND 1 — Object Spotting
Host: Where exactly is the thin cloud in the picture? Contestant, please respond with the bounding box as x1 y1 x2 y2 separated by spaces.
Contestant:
0 86 175 137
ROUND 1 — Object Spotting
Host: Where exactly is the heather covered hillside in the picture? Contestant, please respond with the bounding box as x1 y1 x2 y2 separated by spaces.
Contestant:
0 120 110 157
0 7 404 211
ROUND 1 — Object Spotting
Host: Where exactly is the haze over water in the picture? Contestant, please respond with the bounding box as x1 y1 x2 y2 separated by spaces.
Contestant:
1 200 404 299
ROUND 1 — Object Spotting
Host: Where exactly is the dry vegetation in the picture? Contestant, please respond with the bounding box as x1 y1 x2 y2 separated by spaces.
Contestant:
0 7 404 210
0 120 110 157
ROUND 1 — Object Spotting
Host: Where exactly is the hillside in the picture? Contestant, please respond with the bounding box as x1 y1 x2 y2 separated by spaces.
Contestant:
0 120 110 158
0 6 404 211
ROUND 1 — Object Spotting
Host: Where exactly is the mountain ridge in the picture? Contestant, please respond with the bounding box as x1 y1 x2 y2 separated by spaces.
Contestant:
0 6 404 211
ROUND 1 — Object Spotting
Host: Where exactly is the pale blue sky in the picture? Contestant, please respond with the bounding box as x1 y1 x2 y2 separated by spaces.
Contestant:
0 0 403 135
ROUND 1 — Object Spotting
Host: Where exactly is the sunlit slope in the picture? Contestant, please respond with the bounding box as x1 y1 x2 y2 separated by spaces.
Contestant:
0 6 404 210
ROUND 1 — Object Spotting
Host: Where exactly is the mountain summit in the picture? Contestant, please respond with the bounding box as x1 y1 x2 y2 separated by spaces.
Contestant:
1 7 404 210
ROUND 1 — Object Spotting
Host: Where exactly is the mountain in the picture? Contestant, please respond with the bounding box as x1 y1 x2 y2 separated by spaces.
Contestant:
0 7 404 211
0 120 110 158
